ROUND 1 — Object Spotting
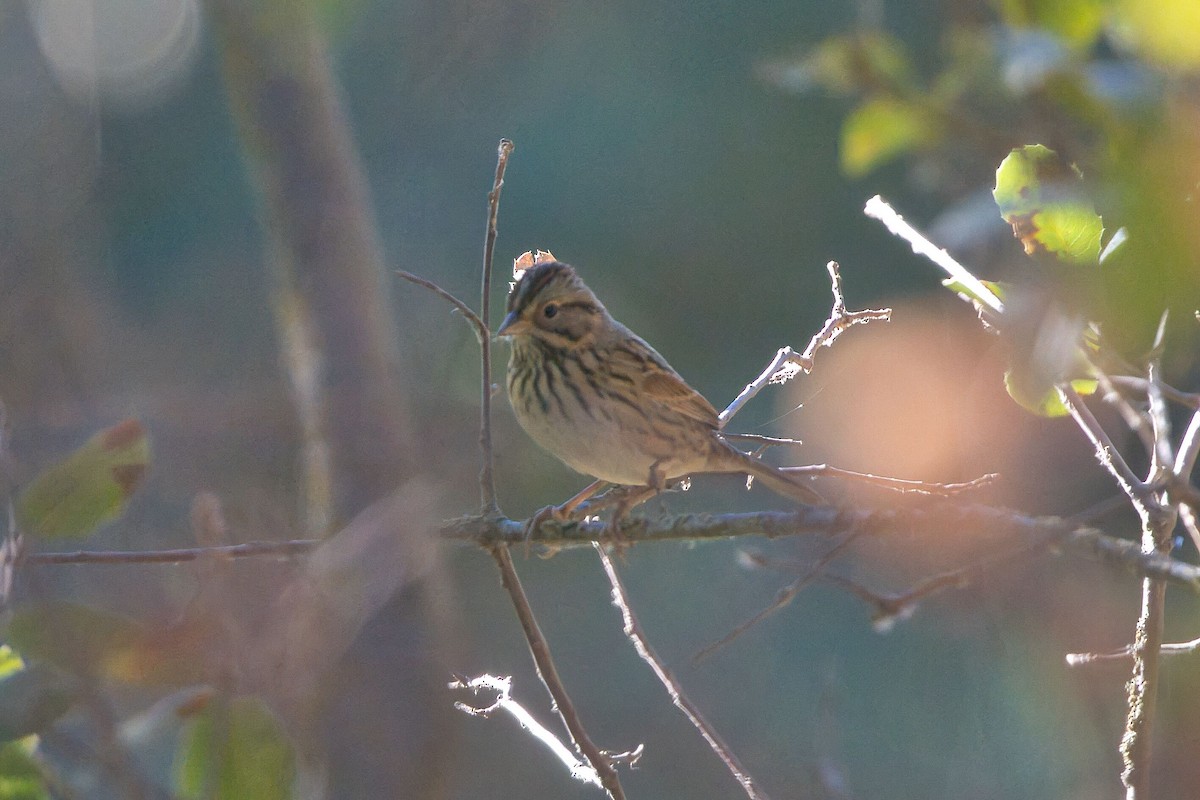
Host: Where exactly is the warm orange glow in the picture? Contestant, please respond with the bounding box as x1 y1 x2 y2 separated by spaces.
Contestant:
784 299 1029 505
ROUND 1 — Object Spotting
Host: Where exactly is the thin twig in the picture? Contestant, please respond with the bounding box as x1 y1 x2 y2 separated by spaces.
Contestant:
1171 407 1200 553
595 544 771 800
396 271 488 344
1067 636 1200 666
721 433 806 449
811 531 1055 630
479 139 514 515
781 465 998 496
1107 375 1200 409
490 545 626 799
694 532 861 663
719 261 890 426
23 540 317 565
1093 367 1157 459
468 140 621 796
1146 313 1175 476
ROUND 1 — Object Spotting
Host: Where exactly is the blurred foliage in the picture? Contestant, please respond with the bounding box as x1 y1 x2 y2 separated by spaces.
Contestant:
16 420 150 540
0 740 48 800
0 664 76 744
174 696 295 800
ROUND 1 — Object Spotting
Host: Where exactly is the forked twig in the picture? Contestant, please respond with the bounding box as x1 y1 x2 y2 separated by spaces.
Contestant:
595 544 771 800
450 673 603 787
719 261 890 426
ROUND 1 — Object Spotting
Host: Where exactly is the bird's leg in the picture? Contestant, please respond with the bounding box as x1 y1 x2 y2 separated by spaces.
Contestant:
523 479 607 555
602 461 669 553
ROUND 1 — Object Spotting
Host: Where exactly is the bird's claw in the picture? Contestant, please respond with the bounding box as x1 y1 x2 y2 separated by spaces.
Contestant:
522 503 573 557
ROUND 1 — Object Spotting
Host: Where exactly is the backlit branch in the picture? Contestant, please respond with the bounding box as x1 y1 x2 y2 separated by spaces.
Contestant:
719 261 891 426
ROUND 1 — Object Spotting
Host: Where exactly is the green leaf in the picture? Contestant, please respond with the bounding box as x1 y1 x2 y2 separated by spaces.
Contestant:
174 697 294 800
0 666 77 742
1005 374 1099 417
0 741 50 800
993 145 1103 264
841 97 940 176
17 420 150 539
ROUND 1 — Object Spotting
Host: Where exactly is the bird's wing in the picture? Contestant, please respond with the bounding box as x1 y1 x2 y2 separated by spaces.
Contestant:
641 369 721 428
609 333 720 428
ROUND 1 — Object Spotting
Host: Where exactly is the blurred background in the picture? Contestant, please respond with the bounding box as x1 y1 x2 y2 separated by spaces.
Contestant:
3 0 1200 797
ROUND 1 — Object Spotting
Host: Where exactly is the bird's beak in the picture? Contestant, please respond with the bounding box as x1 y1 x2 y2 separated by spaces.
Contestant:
496 310 528 337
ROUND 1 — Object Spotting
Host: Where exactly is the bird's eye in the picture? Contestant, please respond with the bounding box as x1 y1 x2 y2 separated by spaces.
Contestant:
542 303 559 319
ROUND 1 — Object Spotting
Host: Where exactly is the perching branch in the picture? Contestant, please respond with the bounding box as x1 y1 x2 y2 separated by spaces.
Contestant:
22 502 1200 594
441 506 1200 591
719 261 891 426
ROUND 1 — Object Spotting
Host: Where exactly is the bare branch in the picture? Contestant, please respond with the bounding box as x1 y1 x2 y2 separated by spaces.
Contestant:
863 196 1004 316
443 507 1200 592
694 532 860 663
1067 636 1200 666
450 673 603 788
1093 367 1157 459
1107 375 1200 409
479 139 514 515
24 540 317 566
719 262 890 426
489 545 627 799
595 544 771 800
781 465 998 496
1058 384 1148 506
396 271 488 344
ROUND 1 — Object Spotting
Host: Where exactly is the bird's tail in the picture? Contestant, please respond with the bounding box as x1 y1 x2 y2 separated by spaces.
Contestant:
727 448 824 505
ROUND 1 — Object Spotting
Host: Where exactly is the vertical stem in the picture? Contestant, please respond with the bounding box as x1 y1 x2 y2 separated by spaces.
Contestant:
479 139 513 515
1122 562 1168 799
